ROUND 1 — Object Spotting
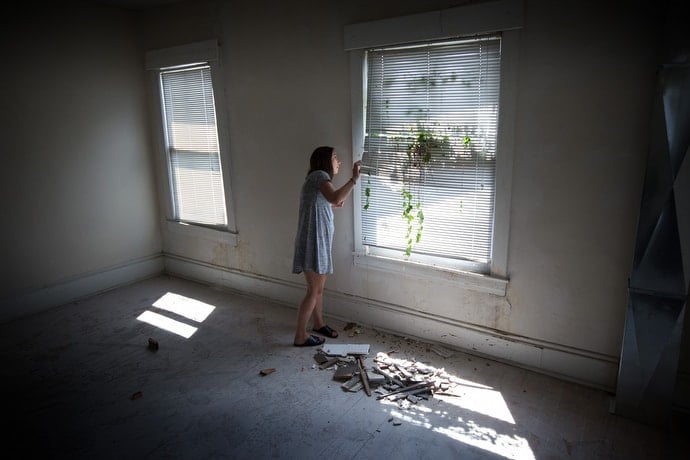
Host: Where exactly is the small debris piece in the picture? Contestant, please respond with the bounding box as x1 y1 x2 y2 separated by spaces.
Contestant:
131 391 143 400
430 345 453 358
341 376 363 392
343 322 358 330
319 357 340 370
322 344 370 357
357 356 372 397
367 374 386 385
260 368 276 376
348 328 363 337
393 421 402 426
313 352 328 365
147 338 159 351
407 394 421 404
333 362 357 381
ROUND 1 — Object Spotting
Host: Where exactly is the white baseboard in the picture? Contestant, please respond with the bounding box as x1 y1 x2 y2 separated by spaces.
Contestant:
164 254 621 391
0 254 164 324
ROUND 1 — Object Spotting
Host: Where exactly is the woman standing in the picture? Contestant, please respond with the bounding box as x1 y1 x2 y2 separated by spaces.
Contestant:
292 146 361 346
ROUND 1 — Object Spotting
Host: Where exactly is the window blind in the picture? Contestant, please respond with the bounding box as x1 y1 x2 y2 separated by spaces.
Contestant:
160 65 227 227
361 36 500 264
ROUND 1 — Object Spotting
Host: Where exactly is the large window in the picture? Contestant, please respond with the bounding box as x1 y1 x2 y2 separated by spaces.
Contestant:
146 40 236 239
360 37 500 271
347 2 521 289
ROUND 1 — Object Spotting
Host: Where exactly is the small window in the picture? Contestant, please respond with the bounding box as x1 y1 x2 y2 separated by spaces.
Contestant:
146 40 236 237
359 36 501 272
159 64 227 227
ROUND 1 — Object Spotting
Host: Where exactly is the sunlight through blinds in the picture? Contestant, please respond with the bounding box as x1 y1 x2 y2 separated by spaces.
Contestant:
361 36 500 263
160 65 227 226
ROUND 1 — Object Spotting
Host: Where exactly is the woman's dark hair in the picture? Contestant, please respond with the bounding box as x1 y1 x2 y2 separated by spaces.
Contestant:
308 146 334 177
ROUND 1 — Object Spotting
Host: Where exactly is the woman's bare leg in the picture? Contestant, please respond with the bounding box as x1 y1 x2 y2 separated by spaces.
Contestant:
311 293 325 330
294 271 328 344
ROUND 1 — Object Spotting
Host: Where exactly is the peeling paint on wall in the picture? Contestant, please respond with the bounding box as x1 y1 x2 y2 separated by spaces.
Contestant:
211 243 231 267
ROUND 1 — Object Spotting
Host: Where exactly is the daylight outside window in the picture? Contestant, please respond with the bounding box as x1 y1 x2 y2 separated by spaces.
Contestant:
359 36 501 272
159 64 228 227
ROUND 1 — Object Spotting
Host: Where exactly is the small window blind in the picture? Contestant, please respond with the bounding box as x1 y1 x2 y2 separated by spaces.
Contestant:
361 36 500 264
160 65 227 227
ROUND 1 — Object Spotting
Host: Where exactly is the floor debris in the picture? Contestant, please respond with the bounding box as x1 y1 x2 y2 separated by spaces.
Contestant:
259 368 276 376
317 344 460 408
147 338 159 351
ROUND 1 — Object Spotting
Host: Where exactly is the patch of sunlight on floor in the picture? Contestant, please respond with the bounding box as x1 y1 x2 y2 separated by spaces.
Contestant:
434 423 535 460
375 352 535 460
137 292 218 338
441 378 515 424
137 310 197 338
152 292 216 322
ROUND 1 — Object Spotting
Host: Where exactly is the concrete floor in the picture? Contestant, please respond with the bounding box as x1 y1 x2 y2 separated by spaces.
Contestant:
1 275 688 459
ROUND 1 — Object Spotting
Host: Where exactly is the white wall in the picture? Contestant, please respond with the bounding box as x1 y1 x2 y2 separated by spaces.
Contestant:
138 0 668 390
1 0 678 393
0 3 163 320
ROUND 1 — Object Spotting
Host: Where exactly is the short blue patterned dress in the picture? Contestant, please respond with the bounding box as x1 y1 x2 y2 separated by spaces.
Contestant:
292 170 334 274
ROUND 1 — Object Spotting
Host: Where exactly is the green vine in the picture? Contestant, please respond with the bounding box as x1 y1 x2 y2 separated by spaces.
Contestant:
401 188 424 256
363 128 468 257
406 129 451 168
363 185 371 211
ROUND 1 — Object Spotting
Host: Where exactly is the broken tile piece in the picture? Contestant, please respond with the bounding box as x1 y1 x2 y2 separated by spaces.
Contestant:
322 344 370 357
333 362 357 381
341 377 363 392
367 374 386 386
313 352 328 364
319 357 340 369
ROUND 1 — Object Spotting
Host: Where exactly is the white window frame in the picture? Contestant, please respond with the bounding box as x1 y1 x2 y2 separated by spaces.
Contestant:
345 0 522 295
146 40 237 245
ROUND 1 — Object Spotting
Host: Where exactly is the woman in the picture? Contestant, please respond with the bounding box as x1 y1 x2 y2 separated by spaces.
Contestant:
292 146 361 346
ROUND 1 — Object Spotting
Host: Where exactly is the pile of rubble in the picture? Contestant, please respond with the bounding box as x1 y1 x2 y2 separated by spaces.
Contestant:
314 347 457 406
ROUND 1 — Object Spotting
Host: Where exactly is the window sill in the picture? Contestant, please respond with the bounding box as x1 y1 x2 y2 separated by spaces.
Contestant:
353 252 508 296
165 220 238 246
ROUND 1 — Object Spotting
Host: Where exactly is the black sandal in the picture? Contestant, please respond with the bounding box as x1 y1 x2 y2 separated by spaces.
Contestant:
294 335 325 347
313 325 338 338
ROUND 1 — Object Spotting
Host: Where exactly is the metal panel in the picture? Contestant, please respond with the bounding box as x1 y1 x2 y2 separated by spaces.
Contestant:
614 65 690 427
